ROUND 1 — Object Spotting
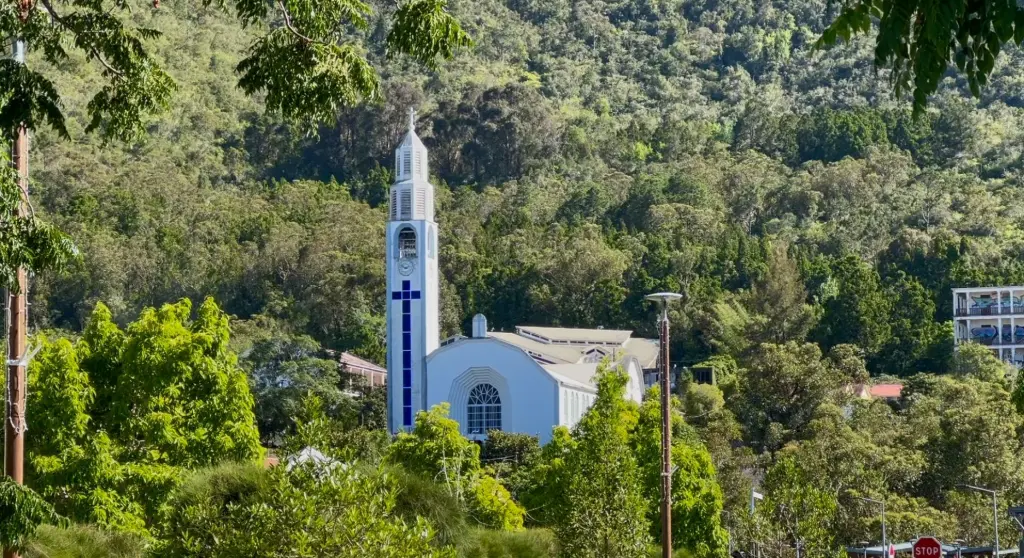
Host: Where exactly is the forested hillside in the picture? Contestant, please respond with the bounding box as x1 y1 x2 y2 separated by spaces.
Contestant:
14 0 1024 552
27 0 1024 373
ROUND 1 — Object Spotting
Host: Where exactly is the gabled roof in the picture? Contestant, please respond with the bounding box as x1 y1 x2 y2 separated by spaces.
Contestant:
339 352 385 374
516 326 633 346
541 363 600 390
487 327 658 368
869 383 902 399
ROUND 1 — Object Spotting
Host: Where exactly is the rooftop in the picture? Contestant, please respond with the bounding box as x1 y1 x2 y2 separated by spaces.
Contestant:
516 326 634 346
488 327 658 368
339 351 385 374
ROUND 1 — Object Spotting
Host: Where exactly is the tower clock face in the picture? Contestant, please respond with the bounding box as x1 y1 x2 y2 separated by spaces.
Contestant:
398 258 415 276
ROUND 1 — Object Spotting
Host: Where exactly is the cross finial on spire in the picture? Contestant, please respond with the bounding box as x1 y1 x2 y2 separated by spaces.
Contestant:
408 107 416 132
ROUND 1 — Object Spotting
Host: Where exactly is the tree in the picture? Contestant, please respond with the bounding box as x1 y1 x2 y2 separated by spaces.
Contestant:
0 145 76 290
0 479 64 551
733 342 847 452
152 462 455 557
99 298 263 467
759 455 839 557
632 388 728 558
554 365 650 557
743 244 817 346
810 254 893 361
1 0 470 141
23 297 263 534
386 404 525 531
244 333 352 444
951 342 1012 385
819 0 1023 112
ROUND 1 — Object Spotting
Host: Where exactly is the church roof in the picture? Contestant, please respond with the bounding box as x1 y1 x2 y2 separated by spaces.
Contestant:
516 326 633 346
486 328 659 368
541 363 601 389
487 331 582 364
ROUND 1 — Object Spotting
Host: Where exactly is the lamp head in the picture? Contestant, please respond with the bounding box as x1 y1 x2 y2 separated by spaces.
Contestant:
645 292 683 305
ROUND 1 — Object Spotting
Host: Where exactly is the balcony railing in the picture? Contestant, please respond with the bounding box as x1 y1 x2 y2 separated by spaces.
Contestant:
968 325 1024 345
956 305 1024 317
970 336 1024 346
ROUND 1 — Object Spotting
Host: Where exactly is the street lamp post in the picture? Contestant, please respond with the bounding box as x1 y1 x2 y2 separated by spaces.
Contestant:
646 292 683 558
959 484 999 558
855 496 887 556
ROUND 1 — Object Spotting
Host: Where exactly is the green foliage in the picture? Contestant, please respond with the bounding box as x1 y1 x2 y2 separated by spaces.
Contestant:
456 527 558 558
0 142 77 291
468 475 525 531
554 364 651 557
153 461 455 556
818 0 1024 112
24 297 261 536
98 297 263 466
951 341 1012 385
23 524 145 558
796 107 890 163
245 333 352 443
632 389 728 558
387 403 481 499
733 342 847 451
0 478 65 550
760 455 839 556
518 426 575 527
1 0 469 141
389 467 468 547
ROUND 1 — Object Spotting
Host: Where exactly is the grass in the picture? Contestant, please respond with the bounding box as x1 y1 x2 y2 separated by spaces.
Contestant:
24 524 145 558
457 527 558 558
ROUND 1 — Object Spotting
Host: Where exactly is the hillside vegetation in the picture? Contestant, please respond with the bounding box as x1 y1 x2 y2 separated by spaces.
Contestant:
13 0 1024 553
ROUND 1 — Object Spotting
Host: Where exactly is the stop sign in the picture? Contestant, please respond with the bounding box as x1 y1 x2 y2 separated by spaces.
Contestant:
914 537 943 558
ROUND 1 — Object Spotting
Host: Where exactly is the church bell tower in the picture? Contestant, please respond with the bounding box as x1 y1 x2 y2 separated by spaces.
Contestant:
386 109 439 432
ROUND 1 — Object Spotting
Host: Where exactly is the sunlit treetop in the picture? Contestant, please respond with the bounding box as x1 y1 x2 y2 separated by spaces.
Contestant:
0 0 471 142
817 0 1024 114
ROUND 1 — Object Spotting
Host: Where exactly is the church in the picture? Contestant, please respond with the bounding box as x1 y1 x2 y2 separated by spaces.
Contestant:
385 111 656 444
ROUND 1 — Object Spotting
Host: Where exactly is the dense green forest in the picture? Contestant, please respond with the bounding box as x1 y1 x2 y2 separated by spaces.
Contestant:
7 0 1024 554
27 0 1024 370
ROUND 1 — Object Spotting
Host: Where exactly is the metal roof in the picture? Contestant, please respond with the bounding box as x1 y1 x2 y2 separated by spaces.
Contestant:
516 326 634 345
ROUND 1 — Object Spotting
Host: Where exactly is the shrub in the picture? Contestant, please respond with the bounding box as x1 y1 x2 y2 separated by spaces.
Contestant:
457 527 558 558
153 461 453 557
389 466 468 547
24 524 145 558
468 475 525 531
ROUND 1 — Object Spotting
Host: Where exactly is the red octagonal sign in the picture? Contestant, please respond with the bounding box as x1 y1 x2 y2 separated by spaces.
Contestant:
914 537 943 558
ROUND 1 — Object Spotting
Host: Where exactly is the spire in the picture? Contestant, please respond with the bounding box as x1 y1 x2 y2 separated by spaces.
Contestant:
408 107 416 133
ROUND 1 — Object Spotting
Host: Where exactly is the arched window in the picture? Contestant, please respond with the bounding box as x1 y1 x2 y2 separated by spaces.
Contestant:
397 228 417 259
467 384 501 434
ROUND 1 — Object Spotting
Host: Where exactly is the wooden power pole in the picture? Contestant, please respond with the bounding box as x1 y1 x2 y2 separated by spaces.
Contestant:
659 309 672 558
645 292 682 558
4 33 29 558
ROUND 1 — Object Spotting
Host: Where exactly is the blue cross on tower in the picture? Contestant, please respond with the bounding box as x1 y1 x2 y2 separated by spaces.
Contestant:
391 280 420 427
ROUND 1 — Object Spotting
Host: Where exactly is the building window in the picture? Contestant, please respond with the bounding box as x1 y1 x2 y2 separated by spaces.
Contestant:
398 228 417 259
467 383 502 434
403 151 412 178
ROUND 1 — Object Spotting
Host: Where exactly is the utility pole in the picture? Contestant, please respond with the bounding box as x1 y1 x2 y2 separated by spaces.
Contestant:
646 292 682 558
959 484 999 558
854 496 886 557
4 20 30 558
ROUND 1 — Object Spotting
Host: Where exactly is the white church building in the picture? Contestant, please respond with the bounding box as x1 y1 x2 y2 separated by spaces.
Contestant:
385 111 656 444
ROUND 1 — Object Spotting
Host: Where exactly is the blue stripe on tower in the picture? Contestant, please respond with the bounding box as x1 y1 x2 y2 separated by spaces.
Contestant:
393 279 420 428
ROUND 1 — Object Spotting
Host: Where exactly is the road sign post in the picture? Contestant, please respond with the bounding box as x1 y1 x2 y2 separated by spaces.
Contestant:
915 537 943 558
